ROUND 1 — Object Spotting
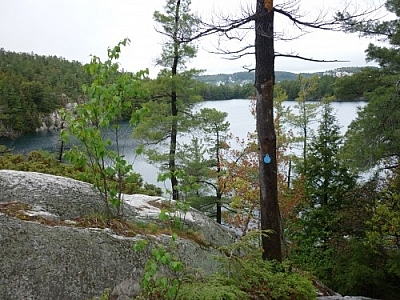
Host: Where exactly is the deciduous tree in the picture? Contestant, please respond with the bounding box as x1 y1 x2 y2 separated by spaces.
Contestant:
61 39 149 218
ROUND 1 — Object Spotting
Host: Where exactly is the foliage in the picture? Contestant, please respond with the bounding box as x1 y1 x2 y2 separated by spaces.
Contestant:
222 134 260 234
176 275 248 300
273 86 298 224
330 238 399 299
339 0 400 172
367 192 400 251
303 102 357 205
197 82 255 100
220 90 295 234
134 234 184 300
158 200 191 230
174 107 230 223
0 48 92 135
174 137 211 200
277 74 336 101
342 81 400 171
0 150 162 196
215 231 316 300
0 144 10 155
361 169 400 298
333 67 382 100
133 0 204 201
276 77 322 228
0 150 84 178
317 174 400 299
132 229 316 300
286 75 321 165
61 39 149 218
286 102 358 288
229 258 315 300
153 0 200 69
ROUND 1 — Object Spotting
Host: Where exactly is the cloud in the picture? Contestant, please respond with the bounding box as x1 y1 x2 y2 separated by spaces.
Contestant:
0 0 382 76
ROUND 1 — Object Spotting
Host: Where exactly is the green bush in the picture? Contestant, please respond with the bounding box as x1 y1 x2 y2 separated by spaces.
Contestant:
0 150 162 196
177 275 248 300
227 258 316 300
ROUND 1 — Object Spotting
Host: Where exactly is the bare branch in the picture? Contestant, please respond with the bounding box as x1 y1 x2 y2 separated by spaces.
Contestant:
198 0 384 66
208 44 255 60
275 53 349 63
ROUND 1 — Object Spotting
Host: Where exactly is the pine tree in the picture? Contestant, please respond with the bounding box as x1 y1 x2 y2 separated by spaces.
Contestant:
133 0 203 200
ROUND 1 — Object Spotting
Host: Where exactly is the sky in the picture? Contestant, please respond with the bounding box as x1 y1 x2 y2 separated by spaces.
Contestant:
0 0 387 78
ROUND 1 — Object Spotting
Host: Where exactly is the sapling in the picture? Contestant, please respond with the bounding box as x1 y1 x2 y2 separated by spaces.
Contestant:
61 38 149 218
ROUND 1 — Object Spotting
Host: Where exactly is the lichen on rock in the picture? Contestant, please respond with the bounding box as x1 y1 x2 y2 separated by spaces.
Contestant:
0 170 235 300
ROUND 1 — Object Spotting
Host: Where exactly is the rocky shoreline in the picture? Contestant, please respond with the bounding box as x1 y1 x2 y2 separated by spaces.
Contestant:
36 101 77 132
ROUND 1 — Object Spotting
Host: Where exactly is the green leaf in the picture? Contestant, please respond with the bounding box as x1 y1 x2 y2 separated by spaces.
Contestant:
133 239 148 252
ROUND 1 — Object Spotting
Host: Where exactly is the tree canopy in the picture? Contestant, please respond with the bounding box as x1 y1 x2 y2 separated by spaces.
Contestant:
340 0 400 171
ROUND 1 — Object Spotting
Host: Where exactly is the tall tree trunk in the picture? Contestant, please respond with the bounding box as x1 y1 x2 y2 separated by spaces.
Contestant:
170 91 179 200
255 0 282 261
169 0 181 201
216 131 222 224
216 192 222 224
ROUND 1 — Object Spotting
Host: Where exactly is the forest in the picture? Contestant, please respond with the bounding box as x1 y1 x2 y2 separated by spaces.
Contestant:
0 47 368 137
1 0 400 299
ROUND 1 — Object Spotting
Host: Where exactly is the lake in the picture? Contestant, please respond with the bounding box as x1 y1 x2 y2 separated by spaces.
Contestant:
0 99 366 189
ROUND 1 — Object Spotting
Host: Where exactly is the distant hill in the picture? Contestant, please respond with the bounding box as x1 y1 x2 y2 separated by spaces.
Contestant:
195 67 367 86
195 71 318 86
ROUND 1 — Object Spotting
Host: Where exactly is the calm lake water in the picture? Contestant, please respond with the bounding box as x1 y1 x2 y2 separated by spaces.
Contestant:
0 99 366 188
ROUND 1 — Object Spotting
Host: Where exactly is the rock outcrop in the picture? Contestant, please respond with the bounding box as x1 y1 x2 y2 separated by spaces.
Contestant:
0 170 235 300
0 170 379 300
36 101 77 132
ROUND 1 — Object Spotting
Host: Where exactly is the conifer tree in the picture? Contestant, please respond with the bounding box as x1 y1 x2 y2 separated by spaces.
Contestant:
133 0 202 200
339 0 400 171
288 101 356 282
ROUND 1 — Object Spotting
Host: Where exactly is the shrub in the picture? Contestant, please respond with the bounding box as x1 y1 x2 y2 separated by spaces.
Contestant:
177 274 248 300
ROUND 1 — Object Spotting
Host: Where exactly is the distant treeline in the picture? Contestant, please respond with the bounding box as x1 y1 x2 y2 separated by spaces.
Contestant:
197 82 255 100
0 49 367 136
0 49 92 134
197 69 370 101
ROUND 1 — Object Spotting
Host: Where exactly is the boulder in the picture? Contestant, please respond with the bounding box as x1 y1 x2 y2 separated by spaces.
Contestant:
0 170 235 300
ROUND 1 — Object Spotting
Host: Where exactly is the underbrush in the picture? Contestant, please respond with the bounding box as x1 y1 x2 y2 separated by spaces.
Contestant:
0 149 162 196
118 231 316 300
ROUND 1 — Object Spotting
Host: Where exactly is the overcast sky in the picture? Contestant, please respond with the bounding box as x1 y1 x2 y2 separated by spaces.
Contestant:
0 0 387 77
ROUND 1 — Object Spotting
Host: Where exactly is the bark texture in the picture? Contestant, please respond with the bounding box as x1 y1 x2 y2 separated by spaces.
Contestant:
255 0 282 261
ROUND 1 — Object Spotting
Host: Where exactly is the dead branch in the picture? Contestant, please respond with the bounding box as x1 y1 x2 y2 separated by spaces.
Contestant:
275 53 349 63
197 0 384 66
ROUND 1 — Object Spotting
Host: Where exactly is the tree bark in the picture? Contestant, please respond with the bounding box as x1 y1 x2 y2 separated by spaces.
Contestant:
169 0 181 201
255 0 282 261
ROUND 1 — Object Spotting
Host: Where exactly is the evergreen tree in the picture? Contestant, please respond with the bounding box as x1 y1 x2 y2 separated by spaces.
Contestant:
339 0 400 171
198 108 230 223
133 0 203 200
305 103 356 206
286 75 321 177
288 102 357 284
